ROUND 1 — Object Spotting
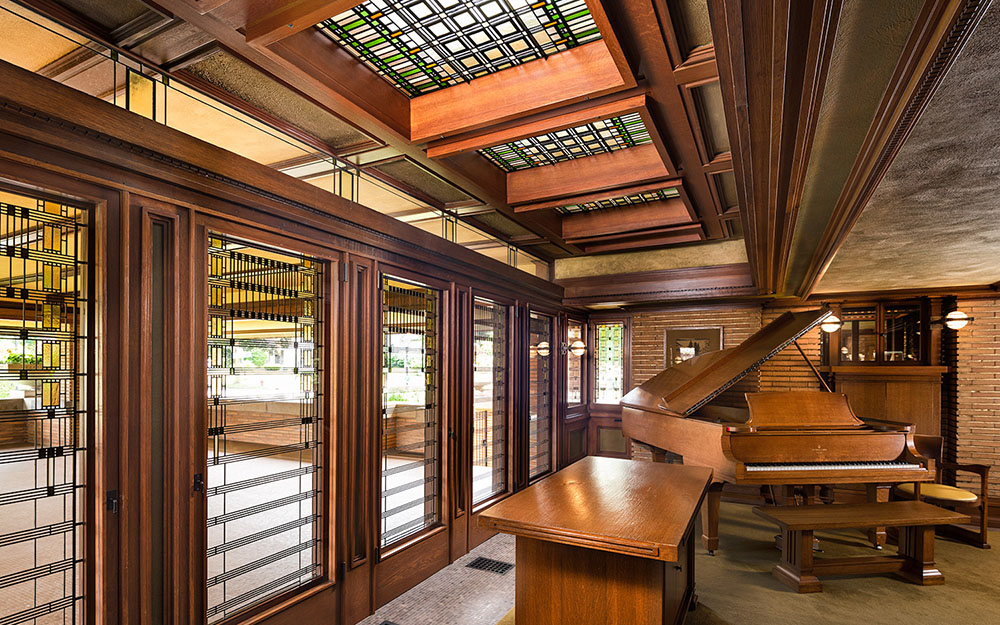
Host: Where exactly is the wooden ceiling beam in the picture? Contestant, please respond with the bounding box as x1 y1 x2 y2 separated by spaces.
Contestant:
575 226 704 253
411 40 635 142
561 198 694 240
425 91 649 159
710 0 842 295
507 143 671 206
795 0 992 298
514 179 683 213
246 1 364 47
559 263 754 306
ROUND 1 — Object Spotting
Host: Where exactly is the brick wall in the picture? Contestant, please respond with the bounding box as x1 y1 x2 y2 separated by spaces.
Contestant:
759 305 824 393
952 298 1000 498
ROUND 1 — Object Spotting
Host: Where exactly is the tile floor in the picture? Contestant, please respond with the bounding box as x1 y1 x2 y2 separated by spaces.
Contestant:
356 533 516 625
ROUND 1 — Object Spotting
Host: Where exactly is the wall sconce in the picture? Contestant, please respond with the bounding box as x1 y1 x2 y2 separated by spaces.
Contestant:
820 314 842 333
561 339 587 356
932 310 974 330
535 341 551 357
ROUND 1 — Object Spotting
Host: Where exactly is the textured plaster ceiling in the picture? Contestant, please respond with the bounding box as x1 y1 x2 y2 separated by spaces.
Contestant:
817 1 1000 293
553 240 748 279
186 50 371 151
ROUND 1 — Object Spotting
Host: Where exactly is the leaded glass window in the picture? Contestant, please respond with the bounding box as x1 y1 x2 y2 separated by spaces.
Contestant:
319 0 601 97
205 235 323 622
0 189 88 625
528 313 553 478
480 112 652 172
380 277 440 546
594 322 625 404
556 186 681 214
566 322 583 404
472 298 507 505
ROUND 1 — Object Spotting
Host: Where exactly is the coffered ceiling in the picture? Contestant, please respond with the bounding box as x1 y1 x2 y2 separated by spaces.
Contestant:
6 0 996 304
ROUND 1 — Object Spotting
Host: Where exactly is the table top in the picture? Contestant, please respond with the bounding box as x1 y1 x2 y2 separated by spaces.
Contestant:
753 500 970 531
479 457 713 562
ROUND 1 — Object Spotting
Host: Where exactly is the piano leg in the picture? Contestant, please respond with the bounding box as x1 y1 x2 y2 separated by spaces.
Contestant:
867 484 891 549
701 482 724 555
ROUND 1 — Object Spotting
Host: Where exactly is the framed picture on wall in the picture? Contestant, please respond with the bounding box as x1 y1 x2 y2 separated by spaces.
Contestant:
664 327 723 367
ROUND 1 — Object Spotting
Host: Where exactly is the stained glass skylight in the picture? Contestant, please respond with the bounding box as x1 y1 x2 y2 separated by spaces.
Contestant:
479 112 652 172
318 0 601 97
555 186 681 214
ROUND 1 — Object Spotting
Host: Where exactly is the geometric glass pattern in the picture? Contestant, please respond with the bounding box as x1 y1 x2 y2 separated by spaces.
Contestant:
0 191 87 625
528 312 552 479
555 185 681 214
480 112 652 172
594 322 625 404
206 235 323 623
318 0 601 97
472 297 507 505
380 277 440 547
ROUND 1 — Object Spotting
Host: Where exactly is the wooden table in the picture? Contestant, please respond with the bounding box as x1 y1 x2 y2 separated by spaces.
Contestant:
754 500 970 593
479 457 713 625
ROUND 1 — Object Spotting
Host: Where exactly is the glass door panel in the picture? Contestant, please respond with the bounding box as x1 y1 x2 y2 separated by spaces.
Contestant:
472 298 507 506
205 235 323 623
528 313 553 479
380 277 440 547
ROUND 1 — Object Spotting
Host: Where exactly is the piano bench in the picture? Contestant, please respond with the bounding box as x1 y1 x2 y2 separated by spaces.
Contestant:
753 501 969 593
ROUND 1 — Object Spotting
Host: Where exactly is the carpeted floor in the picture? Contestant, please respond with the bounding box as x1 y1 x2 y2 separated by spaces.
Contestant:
359 501 1000 625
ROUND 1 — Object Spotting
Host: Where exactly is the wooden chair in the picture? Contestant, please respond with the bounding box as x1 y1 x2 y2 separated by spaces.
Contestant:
895 435 990 549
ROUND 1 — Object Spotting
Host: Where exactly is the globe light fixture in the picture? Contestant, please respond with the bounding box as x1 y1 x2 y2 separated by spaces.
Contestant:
820 314 842 333
569 339 587 357
944 310 971 330
536 341 551 357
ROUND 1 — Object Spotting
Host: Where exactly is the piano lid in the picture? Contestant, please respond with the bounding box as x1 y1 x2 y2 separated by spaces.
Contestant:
620 308 832 417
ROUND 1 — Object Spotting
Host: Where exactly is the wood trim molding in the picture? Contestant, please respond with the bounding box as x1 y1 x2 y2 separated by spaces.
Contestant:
558 263 754 306
246 1 364 47
710 0 842 296
796 0 992 298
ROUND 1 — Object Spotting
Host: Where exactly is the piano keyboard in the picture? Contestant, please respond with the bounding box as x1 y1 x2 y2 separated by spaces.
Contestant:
745 461 923 472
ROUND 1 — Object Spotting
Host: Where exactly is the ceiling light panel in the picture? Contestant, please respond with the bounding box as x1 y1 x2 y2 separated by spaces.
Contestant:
318 0 601 97
479 112 652 172
555 186 681 214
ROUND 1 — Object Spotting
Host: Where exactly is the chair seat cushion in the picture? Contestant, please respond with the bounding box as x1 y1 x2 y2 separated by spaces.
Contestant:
896 482 979 503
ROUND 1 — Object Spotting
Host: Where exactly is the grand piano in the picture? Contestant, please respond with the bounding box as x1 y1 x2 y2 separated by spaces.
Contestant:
621 309 933 553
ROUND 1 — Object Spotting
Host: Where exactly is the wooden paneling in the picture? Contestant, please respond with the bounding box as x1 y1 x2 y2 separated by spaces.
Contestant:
831 366 947 437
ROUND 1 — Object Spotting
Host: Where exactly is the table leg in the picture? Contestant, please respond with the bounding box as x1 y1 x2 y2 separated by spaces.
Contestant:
701 482 723 554
866 484 890 549
898 525 945 585
772 529 822 593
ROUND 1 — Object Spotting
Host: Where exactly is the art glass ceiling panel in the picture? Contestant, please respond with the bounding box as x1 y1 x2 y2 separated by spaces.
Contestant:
478 111 652 172
555 186 680 214
318 0 601 97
